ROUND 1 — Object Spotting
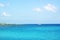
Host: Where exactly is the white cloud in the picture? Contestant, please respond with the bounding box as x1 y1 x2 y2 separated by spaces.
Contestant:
0 3 5 7
44 4 57 12
32 8 42 12
1 12 10 17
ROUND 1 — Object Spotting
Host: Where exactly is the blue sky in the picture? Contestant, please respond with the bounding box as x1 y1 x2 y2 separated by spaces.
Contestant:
0 0 60 24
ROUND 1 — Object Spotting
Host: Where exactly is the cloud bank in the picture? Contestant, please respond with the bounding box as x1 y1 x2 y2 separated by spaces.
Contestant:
32 4 57 13
32 8 42 12
0 3 5 7
44 4 57 12
1 12 10 17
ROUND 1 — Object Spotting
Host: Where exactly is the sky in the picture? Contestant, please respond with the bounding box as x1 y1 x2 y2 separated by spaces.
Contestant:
0 0 60 24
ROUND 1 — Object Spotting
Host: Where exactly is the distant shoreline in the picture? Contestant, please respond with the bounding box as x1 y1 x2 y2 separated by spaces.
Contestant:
0 23 60 26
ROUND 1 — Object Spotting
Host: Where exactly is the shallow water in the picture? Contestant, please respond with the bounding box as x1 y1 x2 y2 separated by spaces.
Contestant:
0 25 60 40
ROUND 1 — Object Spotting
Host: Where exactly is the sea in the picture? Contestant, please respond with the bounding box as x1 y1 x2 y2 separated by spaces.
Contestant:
0 24 60 40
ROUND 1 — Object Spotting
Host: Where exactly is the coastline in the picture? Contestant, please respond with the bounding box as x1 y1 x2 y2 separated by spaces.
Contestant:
0 23 60 26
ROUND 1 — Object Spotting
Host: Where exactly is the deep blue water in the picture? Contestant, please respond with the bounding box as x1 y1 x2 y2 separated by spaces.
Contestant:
0 24 60 40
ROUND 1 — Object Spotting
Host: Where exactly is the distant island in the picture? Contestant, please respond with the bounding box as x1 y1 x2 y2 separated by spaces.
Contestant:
0 23 7 25
0 23 16 26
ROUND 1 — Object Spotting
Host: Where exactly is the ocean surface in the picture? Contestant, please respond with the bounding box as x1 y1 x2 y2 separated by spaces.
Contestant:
0 24 60 40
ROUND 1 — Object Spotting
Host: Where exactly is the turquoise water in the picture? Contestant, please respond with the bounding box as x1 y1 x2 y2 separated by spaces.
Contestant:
0 25 60 40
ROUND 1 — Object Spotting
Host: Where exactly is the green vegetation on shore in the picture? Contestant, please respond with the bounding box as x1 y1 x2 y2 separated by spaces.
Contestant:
0 23 7 25
0 23 16 26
